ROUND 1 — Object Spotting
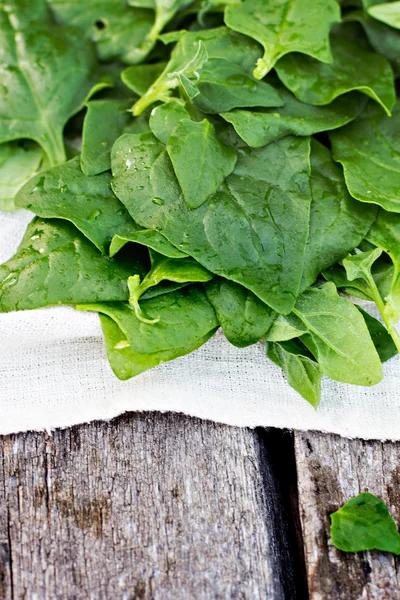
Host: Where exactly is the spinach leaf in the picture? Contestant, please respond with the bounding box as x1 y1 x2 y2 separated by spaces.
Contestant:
330 101 400 212
276 34 395 116
367 211 400 324
98 312 216 380
224 0 340 79
81 98 134 176
331 493 400 554
291 283 383 386
204 278 276 347
345 9 400 73
122 62 168 96
15 158 136 254
368 210 400 271
367 1 400 28
110 230 188 258
78 285 218 354
47 0 154 64
166 118 237 209
182 58 284 114
149 102 190 143
266 340 321 408
0 218 146 312
301 140 377 290
131 26 262 114
0 1 107 166
343 248 400 351
0 142 44 212
266 314 308 342
221 90 365 148
111 132 312 313
356 306 398 362
128 250 213 323
137 0 196 59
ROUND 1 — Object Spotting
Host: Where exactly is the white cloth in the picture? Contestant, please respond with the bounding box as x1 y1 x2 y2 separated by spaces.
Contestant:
0 210 399 439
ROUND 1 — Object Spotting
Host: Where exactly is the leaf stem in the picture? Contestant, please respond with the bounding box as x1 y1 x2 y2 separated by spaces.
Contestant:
43 129 67 167
128 275 160 325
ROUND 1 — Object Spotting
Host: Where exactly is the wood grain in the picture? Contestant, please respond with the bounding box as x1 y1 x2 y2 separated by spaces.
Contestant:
0 414 306 600
295 431 400 600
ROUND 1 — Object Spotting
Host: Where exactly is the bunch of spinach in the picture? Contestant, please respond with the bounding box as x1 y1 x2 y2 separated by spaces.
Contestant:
0 0 399 406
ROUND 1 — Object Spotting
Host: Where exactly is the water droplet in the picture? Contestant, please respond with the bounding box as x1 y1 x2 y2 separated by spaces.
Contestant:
88 209 101 221
2 273 18 288
153 198 164 206
101 141 108 147
114 340 130 350
30 235 40 241
33 176 45 193
84 274 91 280
137 185 145 191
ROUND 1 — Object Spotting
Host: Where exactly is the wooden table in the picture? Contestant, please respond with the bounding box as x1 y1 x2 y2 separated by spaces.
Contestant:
1 413 399 599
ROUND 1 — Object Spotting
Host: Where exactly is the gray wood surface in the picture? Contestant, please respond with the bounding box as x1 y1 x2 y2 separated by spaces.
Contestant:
295 431 400 600
0 413 305 600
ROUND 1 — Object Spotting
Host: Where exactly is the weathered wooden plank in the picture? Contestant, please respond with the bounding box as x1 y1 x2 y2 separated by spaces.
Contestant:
0 414 306 600
295 431 400 600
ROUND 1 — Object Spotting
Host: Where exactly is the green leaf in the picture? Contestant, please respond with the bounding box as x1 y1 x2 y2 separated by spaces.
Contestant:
15 158 136 254
345 10 400 73
166 118 237 209
111 132 312 314
343 246 400 350
221 88 366 148
0 142 44 212
367 210 400 326
204 278 276 347
149 102 190 143
266 340 321 408
330 101 400 213
368 209 400 272
266 314 308 342
276 34 395 116
368 1 400 28
301 140 377 290
292 283 383 386
110 230 188 259
323 259 395 302
131 26 262 114
0 218 146 312
343 247 383 283
47 0 154 64
122 62 168 96
183 58 284 114
81 98 134 176
330 493 400 554
0 1 107 166
356 306 398 362
78 285 218 354
128 250 213 323
137 0 196 60
224 0 340 79
98 312 216 380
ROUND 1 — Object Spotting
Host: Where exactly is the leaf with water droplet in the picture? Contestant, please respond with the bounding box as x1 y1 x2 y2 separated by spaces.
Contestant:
0 218 147 312
16 157 136 254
